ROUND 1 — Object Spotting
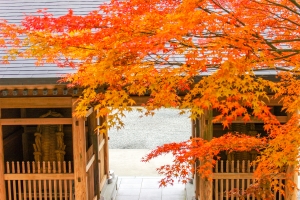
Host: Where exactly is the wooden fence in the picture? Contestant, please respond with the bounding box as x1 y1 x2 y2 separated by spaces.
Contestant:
4 161 74 200
212 160 285 200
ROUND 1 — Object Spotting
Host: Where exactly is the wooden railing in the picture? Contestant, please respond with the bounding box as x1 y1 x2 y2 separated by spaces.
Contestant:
4 161 74 200
212 160 285 200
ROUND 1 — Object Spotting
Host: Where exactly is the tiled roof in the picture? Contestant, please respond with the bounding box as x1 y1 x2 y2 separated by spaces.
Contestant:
0 0 282 85
0 0 108 83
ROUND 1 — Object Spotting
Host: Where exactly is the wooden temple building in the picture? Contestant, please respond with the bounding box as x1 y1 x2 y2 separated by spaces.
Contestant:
191 97 298 200
0 68 297 200
0 1 116 199
0 81 113 200
0 1 298 200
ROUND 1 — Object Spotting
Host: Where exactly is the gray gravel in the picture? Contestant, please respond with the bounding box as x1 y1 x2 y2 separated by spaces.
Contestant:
108 108 191 149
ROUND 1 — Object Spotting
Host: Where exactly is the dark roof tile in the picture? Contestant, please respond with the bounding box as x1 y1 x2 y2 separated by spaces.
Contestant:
0 0 108 83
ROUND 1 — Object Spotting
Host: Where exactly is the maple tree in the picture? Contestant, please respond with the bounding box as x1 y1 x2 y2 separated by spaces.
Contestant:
1 0 300 198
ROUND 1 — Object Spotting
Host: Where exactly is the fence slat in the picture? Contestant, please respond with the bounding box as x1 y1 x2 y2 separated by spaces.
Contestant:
37 161 40 174
53 161 56 174
231 179 234 199
27 161 32 200
58 161 63 200
252 179 255 199
69 180 73 200
38 178 42 200
48 161 52 200
220 159 223 200
49 180 53 200
226 160 229 200
68 161 72 173
247 160 250 173
59 179 63 200
33 180 37 200
32 162 35 173
54 180 57 200
64 162 68 200
6 162 10 174
12 162 17 200
17 162 23 200
22 162 28 200
6 162 12 200
242 160 245 173
43 179 47 200
4 161 74 199
279 179 282 200
43 161 46 174
48 161 51 173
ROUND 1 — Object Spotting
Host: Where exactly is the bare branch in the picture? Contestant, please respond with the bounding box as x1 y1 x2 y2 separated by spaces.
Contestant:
266 0 300 17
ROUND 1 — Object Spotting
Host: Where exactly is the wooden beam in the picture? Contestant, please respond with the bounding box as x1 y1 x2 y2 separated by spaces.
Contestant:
72 98 87 200
98 139 105 152
0 84 65 90
0 97 72 108
85 107 94 118
0 118 72 125
86 154 95 172
4 173 74 180
212 173 253 179
0 110 6 200
130 96 150 106
212 172 285 179
129 95 283 107
214 116 288 124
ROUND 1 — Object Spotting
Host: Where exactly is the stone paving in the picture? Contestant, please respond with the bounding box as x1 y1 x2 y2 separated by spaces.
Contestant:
109 109 191 199
115 177 186 200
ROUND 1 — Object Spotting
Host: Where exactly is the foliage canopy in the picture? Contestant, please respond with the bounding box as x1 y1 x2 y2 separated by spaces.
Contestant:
1 0 300 198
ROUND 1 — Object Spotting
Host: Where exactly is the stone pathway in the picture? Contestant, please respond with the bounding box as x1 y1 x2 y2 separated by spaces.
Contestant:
115 177 186 200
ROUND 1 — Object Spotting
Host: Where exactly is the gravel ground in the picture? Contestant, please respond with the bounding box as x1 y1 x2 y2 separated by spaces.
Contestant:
108 108 191 149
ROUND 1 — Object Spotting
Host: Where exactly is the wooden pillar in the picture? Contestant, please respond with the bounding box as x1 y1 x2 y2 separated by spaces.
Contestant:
192 119 201 199
198 110 213 200
284 113 297 200
90 111 100 199
72 99 87 200
100 116 109 177
0 109 6 200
